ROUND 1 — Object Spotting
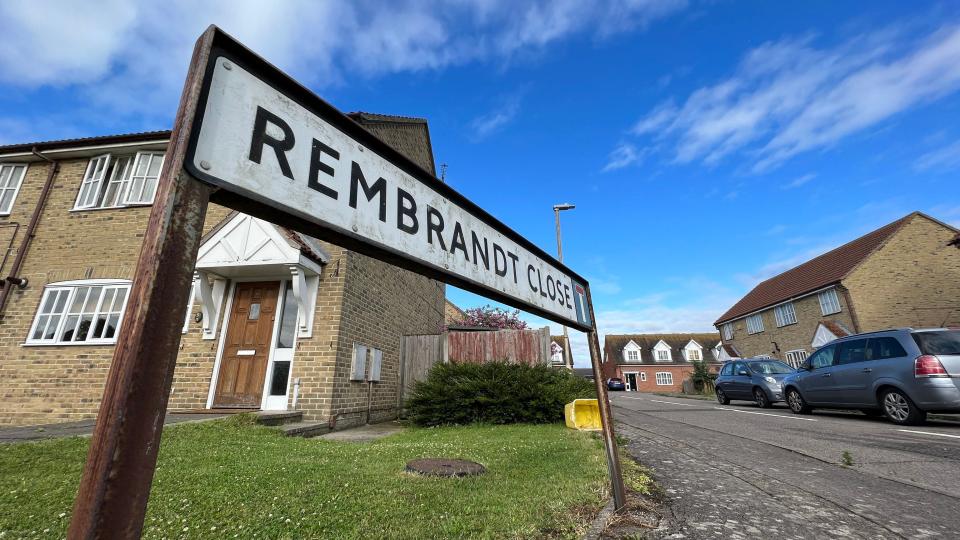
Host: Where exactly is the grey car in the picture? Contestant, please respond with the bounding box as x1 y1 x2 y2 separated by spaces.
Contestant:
715 358 794 408
782 328 960 425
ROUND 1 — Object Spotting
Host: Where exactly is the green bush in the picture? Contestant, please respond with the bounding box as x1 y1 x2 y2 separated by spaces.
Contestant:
405 362 597 426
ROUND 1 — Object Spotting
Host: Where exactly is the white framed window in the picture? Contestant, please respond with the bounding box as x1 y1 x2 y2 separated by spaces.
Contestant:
27 280 131 345
785 349 808 368
655 372 673 385
640 372 647 382
0 163 27 215
687 348 701 361
746 314 764 334
774 302 797 327
625 349 639 362
722 323 733 340
656 349 670 361
818 288 841 315
74 152 164 210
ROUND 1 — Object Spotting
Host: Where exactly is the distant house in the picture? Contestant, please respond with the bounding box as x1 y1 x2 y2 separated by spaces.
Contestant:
444 299 467 326
550 334 572 367
715 212 960 367
572 368 595 381
602 333 722 392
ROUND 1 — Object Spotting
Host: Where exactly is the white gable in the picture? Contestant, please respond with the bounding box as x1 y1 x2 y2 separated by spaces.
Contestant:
652 339 672 362
622 340 642 362
812 323 839 349
683 339 703 361
198 214 302 269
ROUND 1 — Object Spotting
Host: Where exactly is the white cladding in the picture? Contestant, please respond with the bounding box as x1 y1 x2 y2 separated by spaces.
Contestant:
191 56 585 327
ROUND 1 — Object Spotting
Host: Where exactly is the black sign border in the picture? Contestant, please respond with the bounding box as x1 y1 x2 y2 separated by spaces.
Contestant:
183 28 592 332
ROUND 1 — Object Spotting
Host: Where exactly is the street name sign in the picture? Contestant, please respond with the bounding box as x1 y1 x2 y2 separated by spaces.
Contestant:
184 32 591 331
68 26 623 539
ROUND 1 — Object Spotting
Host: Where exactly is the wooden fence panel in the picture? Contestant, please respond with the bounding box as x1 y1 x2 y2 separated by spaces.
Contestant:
399 334 443 405
447 327 551 366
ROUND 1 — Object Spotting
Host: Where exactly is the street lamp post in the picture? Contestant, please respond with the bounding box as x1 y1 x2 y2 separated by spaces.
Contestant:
553 203 575 370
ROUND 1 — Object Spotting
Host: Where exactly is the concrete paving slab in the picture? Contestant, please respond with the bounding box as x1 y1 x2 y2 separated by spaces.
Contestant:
318 421 404 442
0 413 229 444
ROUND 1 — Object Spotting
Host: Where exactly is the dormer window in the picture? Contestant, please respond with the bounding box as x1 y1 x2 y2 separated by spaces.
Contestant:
687 349 701 361
626 349 639 362
656 350 669 361
74 152 165 210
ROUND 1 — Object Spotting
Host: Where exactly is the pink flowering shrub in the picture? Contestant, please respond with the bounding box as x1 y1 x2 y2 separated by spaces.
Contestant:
450 305 529 330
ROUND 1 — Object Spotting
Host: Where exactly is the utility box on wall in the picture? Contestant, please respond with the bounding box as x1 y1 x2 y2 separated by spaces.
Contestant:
369 348 383 382
351 344 367 381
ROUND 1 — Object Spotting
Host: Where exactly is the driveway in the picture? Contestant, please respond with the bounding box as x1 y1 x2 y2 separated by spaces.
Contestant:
611 393 960 539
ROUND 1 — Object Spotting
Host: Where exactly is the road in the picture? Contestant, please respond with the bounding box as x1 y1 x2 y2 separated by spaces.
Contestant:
610 393 960 539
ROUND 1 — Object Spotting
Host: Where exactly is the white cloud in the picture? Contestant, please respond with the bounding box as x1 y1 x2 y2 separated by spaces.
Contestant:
620 22 960 172
783 172 816 189
469 97 521 140
0 0 687 126
602 142 644 171
914 139 960 171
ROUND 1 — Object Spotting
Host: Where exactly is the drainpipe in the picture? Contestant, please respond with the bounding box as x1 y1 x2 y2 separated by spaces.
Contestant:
0 222 21 275
838 285 861 333
0 148 59 319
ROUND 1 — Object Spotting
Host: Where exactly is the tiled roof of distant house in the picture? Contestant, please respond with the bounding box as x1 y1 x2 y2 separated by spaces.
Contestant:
603 333 722 365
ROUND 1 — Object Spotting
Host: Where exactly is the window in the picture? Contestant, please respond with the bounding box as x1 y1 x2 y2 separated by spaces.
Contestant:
74 152 164 210
819 288 841 315
625 349 639 362
865 337 907 360
774 302 797 327
746 314 764 334
27 281 131 345
808 345 837 369
687 348 701 361
836 339 868 364
0 164 27 215
785 349 808 368
720 363 733 376
722 323 733 340
655 372 673 385
655 349 670 361
640 372 647 382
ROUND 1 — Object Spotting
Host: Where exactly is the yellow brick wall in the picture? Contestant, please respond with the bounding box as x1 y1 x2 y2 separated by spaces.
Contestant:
843 215 960 330
719 292 857 360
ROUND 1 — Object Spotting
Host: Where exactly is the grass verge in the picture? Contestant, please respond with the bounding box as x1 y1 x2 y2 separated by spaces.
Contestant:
0 418 650 538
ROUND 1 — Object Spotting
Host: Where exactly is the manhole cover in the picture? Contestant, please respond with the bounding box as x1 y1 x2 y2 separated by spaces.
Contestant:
405 458 486 477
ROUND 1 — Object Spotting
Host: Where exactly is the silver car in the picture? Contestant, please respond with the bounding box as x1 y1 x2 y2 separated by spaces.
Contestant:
782 328 960 425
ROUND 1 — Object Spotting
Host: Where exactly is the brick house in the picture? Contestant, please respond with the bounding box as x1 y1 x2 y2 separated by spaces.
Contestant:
602 333 722 392
715 212 960 367
0 112 444 427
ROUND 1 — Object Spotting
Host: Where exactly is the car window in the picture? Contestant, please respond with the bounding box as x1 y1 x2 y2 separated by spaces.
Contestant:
734 362 749 375
809 345 837 369
836 339 868 364
913 331 960 355
720 363 733 376
746 360 794 374
865 337 908 360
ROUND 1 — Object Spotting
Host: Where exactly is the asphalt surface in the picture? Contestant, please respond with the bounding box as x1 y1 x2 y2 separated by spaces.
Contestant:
610 393 960 539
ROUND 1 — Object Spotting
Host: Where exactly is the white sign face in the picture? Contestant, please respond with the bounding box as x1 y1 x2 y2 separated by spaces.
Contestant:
188 55 591 329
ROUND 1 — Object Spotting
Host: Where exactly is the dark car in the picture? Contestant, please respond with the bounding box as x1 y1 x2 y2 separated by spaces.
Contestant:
715 358 795 408
606 378 626 391
782 328 960 425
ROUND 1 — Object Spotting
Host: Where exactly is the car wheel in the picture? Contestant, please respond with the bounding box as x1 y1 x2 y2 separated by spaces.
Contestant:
786 388 811 414
716 388 730 405
753 388 772 409
881 389 926 426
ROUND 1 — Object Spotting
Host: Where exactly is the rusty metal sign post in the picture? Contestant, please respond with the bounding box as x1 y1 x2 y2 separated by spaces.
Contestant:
68 25 625 539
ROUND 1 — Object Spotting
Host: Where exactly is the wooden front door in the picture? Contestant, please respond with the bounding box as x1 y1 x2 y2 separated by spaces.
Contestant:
213 281 280 408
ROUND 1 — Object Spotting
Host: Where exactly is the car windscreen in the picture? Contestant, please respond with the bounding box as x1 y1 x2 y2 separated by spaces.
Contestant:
913 331 960 355
747 360 794 374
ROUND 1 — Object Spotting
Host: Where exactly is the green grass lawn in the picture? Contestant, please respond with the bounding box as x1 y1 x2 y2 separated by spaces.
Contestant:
0 417 648 538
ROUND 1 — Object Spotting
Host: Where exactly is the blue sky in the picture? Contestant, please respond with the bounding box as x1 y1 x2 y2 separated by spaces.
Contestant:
2 1 959 365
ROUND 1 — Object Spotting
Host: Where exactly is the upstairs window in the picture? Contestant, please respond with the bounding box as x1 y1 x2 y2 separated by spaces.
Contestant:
746 313 764 334
75 152 164 210
655 349 670 362
687 348 702 361
774 302 797 327
818 288 841 315
0 163 27 215
625 349 639 362
722 322 733 340
27 280 131 345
